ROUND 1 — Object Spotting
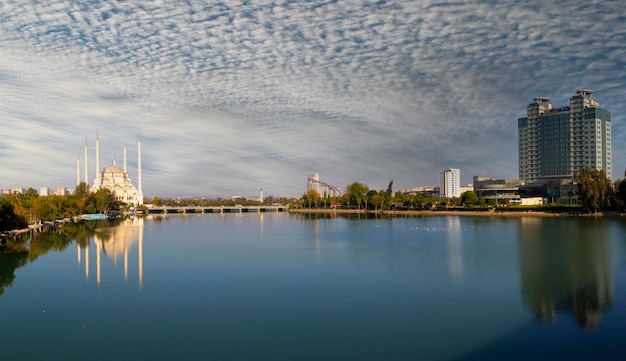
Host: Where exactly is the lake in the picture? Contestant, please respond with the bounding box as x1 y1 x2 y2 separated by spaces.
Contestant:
1 213 625 360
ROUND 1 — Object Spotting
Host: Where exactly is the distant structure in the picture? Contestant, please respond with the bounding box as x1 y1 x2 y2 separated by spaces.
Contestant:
79 135 144 206
440 168 460 198
473 176 523 203
307 173 341 198
39 186 50 197
518 90 612 182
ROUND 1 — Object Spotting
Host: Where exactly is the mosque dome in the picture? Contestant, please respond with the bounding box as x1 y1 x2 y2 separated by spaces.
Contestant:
84 137 144 206
103 164 124 174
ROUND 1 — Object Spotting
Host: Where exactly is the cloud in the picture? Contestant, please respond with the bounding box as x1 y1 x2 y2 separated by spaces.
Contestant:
1 0 625 196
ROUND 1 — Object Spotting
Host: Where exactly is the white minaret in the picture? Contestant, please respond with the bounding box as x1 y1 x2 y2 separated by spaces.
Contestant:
137 138 143 205
123 143 127 174
84 137 89 187
95 133 100 188
259 188 264 204
76 153 81 186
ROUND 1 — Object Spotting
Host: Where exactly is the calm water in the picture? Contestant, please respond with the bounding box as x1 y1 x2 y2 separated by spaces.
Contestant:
1 213 626 360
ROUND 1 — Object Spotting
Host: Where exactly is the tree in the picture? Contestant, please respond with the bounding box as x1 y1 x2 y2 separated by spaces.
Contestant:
89 188 119 213
304 189 320 208
393 191 407 209
460 191 479 206
385 180 393 207
75 182 90 198
616 171 626 212
370 191 385 211
346 182 369 209
574 166 612 213
0 198 27 232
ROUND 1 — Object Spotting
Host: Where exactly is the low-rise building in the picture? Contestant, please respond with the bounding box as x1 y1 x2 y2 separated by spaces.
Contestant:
473 176 523 203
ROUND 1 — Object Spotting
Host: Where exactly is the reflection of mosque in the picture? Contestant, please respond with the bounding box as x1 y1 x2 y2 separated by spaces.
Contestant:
519 217 613 330
77 217 144 288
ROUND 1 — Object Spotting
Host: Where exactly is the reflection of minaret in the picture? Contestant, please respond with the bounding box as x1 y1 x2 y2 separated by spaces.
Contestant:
139 220 143 290
519 218 613 330
96 236 102 288
88 217 144 289
259 213 264 240
85 240 90 283
445 217 463 282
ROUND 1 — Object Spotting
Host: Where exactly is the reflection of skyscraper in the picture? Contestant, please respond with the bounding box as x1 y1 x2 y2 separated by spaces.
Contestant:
77 217 144 288
445 217 463 282
518 218 613 330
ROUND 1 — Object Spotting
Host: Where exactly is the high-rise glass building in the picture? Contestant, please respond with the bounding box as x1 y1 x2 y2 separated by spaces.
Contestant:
518 90 611 182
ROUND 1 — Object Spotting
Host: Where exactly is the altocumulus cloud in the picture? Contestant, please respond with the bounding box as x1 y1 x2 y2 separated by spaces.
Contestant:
1 0 625 197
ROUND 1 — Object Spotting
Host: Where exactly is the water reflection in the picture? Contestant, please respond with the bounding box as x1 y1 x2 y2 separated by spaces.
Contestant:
0 251 29 297
446 216 463 282
77 217 144 288
519 218 613 330
1 226 76 296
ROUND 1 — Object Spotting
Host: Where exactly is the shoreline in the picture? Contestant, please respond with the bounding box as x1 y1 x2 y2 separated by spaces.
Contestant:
288 208 619 217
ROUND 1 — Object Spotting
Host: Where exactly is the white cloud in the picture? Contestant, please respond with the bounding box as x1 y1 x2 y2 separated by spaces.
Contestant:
0 0 625 196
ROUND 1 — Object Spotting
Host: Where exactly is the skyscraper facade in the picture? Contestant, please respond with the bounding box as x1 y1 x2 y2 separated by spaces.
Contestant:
440 168 460 198
518 90 611 182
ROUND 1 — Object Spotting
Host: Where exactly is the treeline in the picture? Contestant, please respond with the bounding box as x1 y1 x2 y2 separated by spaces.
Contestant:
298 167 626 213
0 182 120 232
298 180 478 211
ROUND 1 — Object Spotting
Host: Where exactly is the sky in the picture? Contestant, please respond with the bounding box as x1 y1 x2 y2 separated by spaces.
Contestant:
1 0 625 198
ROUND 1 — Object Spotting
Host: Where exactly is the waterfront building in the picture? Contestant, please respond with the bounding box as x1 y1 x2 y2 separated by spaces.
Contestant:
440 168 460 198
402 186 439 198
307 173 341 198
518 90 612 182
473 176 522 203
80 135 144 206
39 186 50 197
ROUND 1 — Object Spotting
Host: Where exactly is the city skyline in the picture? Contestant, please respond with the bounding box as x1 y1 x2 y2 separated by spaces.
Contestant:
1 1 625 197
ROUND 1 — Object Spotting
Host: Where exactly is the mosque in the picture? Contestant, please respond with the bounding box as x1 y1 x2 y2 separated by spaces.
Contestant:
78 135 144 206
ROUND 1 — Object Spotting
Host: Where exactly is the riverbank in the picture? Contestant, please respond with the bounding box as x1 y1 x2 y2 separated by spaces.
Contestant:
0 218 73 240
288 208 617 217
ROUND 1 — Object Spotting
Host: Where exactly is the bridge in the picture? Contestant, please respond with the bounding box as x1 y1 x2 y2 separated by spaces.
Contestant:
145 205 288 214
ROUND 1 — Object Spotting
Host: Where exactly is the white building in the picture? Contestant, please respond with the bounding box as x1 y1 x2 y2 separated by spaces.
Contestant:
440 168 460 198
307 173 341 198
80 135 144 206
39 186 50 197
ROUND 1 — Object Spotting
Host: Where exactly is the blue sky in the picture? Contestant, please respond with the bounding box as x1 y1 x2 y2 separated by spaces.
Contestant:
1 0 625 198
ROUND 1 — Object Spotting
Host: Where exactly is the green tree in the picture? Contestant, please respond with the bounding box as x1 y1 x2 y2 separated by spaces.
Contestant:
370 191 385 210
616 171 626 212
460 191 479 206
393 191 407 209
346 182 369 209
385 180 393 207
574 166 612 213
89 188 119 213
